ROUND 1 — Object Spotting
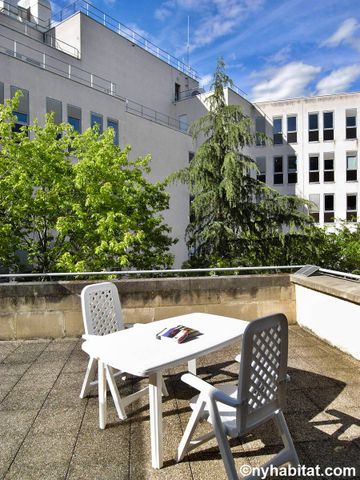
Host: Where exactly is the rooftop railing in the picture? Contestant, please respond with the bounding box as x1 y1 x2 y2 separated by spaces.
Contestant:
125 98 189 134
0 265 358 283
52 0 200 81
0 0 80 58
0 265 305 282
0 31 187 134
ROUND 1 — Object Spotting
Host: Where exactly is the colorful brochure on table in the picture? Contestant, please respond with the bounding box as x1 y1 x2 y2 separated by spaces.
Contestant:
156 325 201 343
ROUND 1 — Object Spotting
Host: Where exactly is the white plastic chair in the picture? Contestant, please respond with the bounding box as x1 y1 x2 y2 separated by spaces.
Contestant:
80 282 168 424
176 313 299 480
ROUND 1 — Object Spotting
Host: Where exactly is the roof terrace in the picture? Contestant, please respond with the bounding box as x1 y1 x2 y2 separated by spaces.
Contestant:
0 268 359 479
52 0 200 82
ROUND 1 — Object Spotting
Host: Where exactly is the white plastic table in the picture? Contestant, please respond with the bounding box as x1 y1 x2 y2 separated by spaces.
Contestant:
82 312 248 469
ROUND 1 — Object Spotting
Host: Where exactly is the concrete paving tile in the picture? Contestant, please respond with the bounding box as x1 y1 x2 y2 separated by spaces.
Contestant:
0 388 46 412
306 385 360 411
284 389 319 414
71 418 130 472
8 431 77 469
0 409 38 436
31 405 86 435
0 432 26 479
298 440 360 478
67 462 129 480
0 375 21 403
4 463 69 480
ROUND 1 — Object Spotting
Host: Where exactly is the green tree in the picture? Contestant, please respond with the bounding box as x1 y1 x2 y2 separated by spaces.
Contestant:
57 127 174 271
0 94 174 273
172 59 313 267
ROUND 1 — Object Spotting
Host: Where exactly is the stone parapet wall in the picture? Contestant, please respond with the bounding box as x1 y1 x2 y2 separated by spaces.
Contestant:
0 274 295 339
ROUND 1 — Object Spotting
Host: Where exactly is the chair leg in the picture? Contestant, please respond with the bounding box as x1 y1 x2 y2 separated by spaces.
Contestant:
176 393 207 462
273 410 300 466
208 398 238 480
98 360 107 429
105 365 127 421
80 356 97 399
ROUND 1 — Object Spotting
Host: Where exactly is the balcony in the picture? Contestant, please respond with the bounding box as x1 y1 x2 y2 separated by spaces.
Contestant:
0 268 359 478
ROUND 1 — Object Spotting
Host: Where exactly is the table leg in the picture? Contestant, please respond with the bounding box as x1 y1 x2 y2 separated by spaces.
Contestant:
98 360 107 429
188 358 197 375
149 372 163 469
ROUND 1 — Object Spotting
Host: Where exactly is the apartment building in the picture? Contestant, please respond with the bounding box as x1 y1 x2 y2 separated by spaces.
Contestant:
0 0 359 267
252 94 360 227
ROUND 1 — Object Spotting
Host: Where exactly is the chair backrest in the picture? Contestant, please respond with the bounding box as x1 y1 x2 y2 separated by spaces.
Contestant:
81 282 124 336
237 313 288 434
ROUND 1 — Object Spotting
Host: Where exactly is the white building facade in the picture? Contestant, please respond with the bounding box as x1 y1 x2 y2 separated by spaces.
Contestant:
0 0 359 267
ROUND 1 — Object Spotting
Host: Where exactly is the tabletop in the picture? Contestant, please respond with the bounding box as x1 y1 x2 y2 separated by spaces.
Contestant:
82 312 248 377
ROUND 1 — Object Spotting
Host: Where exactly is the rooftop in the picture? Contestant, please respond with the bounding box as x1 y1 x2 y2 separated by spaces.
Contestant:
1 325 359 479
51 0 200 82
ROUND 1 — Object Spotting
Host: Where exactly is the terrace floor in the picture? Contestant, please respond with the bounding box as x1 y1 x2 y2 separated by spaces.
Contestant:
0 325 360 480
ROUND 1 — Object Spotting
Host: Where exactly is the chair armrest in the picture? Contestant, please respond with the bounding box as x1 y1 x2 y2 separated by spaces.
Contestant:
181 373 239 407
82 334 98 340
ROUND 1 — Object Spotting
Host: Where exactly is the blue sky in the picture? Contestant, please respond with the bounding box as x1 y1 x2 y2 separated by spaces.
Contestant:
53 0 360 102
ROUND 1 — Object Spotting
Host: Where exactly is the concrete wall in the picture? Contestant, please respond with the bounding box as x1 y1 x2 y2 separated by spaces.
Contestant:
0 274 296 339
292 274 360 360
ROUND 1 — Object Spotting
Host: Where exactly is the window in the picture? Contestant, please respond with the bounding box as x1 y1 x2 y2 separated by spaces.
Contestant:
175 83 181 102
347 194 357 222
323 112 334 140
273 156 283 184
107 118 119 145
256 156 266 183
67 105 81 133
11 86 29 134
346 152 357 181
273 117 283 144
308 113 319 141
287 116 297 143
255 116 266 146
346 109 357 139
323 153 334 182
324 194 334 223
178 114 188 132
91 112 103 133
46 97 62 124
287 155 297 184
309 194 320 223
309 155 319 182
0 82 4 104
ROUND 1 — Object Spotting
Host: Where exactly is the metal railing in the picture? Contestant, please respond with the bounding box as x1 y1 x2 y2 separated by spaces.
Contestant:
125 98 189 134
0 0 79 58
43 32 79 59
318 268 360 282
0 31 113 92
0 265 305 282
52 0 200 81
175 88 205 102
0 265 358 283
0 32 187 134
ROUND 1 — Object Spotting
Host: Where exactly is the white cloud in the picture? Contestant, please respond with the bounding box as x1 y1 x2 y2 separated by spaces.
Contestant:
321 18 359 47
265 46 291 66
126 23 152 41
199 74 212 88
316 64 360 95
155 0 264 53
154 7 172 21
251 62 321 102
